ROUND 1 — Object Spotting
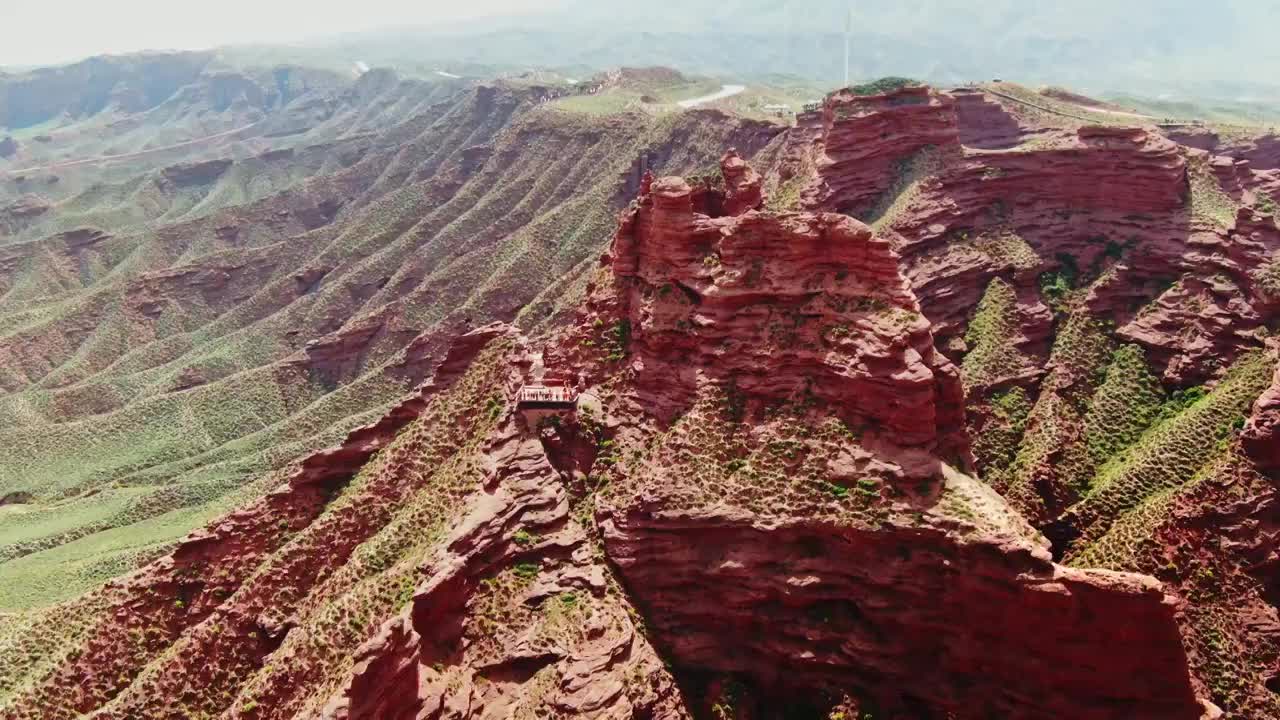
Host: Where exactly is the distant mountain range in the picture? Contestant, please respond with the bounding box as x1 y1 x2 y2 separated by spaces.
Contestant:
260 0 1280 101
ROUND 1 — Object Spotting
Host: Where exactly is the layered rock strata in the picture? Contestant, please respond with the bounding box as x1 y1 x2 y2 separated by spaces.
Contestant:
803 85 959 215
949 87 1025 149
585 153 1207 719
611 160 967 466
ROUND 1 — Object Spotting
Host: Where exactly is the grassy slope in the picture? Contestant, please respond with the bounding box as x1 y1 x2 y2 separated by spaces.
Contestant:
0 76 779 611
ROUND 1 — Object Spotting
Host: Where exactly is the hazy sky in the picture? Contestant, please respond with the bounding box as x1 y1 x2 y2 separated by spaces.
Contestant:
0 0 561 67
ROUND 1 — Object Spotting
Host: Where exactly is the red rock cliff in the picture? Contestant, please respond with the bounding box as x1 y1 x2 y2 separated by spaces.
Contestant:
803 85 959 215
949 87 1025 149
1243 342 1280 475
611 153 967 467
581 153 1207 719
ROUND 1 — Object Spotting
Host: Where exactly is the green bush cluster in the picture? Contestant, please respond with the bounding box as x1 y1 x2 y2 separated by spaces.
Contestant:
961 278 1030 390
847 77 920 97
1082 345 1165 472
1065 351 1273 564
997 313 1113 519
970 387 1032 480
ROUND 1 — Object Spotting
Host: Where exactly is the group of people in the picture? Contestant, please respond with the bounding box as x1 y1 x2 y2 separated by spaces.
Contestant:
517 384 576 405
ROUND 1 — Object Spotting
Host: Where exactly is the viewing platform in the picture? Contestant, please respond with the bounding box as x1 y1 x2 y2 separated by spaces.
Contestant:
516 381 578 410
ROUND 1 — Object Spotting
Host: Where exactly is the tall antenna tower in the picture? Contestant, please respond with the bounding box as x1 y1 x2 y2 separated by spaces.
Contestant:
843 2 852 87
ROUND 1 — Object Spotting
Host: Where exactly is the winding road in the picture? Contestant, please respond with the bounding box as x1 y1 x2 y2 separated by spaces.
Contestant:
678 84 746 109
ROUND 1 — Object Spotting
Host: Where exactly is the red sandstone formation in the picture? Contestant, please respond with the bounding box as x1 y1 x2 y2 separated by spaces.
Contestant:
1244 343 1280 474
719 148 763 215
787 83 1190 350
904 125 1185 232
949 87 1026 149
319 421 686 720
750 84 1280 716
611 154 968 466
1187 150 1280 221
579 152 1207 718
1166 126 1280 171
797 84 1278 391
601 507 1200 720
908 129 1183 344
1207 153 1254 201
803 85 959 214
